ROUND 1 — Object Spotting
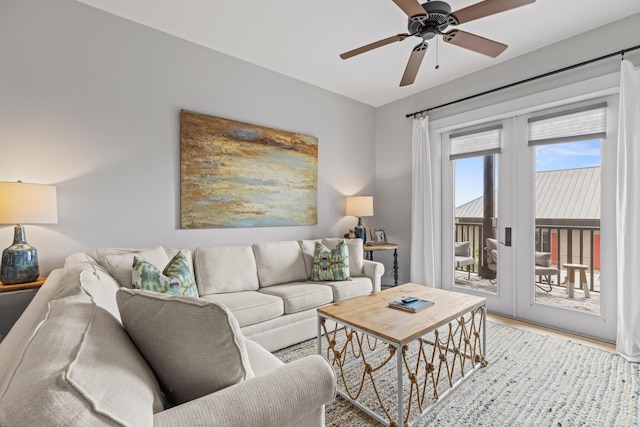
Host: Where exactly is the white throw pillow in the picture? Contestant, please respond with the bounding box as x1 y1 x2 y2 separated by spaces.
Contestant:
99 246 170 288
116 288 254 405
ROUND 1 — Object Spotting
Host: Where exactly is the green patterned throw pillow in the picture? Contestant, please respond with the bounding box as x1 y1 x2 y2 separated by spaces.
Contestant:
132 251 198 297
311 240 351 281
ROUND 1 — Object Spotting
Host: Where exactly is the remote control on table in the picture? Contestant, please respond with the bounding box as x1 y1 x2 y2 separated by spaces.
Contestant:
401 296 418 303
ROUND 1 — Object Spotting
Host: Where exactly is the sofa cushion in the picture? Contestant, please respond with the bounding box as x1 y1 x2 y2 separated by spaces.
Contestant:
63 252 107 275
96 246 170 288
0 294 164 426
311 241 351 282
258 283 333 314
132 252 198 297
323 238 364 277
318 276 373 302
200 291 283 327
50 253 111 300
116 288 254 405
253 241 308 287
299 239 322 278
194 246 259 294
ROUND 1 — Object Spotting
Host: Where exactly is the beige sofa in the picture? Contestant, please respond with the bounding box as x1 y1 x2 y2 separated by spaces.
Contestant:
192 238 383 351
0 238 383 426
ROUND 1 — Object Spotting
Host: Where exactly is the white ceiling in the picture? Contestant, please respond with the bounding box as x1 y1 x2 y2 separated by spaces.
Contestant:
76 0 640 107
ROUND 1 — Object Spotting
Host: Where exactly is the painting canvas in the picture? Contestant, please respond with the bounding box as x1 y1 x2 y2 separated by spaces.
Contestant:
180 110 318 228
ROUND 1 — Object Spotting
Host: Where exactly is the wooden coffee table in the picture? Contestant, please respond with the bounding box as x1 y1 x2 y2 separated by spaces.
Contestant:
317 283 487 427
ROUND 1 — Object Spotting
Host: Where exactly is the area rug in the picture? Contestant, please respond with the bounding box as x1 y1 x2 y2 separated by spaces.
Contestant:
274 322 639 426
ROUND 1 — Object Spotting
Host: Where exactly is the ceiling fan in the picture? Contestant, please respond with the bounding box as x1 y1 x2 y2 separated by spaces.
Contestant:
340 0 536 86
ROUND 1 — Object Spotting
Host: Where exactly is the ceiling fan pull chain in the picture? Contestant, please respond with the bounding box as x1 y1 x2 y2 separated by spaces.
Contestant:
435 37 440 70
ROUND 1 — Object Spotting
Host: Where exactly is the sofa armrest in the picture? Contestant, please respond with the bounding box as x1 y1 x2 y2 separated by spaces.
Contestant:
363 260 384 293
153 355 336 427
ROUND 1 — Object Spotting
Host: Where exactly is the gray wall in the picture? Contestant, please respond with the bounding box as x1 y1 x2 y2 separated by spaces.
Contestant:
2 0 638 284
374 13 640 284
0 0 376 275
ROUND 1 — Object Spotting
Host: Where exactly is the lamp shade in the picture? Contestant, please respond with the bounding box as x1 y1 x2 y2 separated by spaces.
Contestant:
0 182 58 224
346 196 373 217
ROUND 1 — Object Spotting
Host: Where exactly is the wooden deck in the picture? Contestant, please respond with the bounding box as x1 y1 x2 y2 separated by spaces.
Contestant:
454 270 600 314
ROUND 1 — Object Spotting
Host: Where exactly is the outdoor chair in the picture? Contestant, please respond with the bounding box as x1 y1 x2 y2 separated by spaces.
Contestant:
484 238 559 292
534 251 560 293
455 241 475 279
484 238 498 284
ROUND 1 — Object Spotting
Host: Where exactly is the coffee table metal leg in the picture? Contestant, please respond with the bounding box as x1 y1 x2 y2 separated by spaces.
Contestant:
397 346 403 427
482 306 487 356
317 314 323 356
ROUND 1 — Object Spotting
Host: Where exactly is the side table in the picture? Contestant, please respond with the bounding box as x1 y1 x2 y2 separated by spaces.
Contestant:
0 277 45 341
562 264 590 298
363 243 398 286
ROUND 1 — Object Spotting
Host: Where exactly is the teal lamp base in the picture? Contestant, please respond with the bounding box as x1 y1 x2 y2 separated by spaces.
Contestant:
0 225 39 285
354 217 366 244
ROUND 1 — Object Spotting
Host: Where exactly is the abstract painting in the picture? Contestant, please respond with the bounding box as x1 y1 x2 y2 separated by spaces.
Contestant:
180 110 318 228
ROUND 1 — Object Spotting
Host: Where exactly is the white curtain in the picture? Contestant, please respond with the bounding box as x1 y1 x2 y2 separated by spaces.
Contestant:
410 115 441 287
616 59 640 362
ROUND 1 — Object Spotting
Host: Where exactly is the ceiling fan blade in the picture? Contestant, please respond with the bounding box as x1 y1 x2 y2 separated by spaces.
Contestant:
400 43 428 87
392 0 427 19
443 29 507 57
451 0 535 24
340 33 410 60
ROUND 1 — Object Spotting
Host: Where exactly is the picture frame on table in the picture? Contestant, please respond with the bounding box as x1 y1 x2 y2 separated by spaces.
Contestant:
372 229 387 244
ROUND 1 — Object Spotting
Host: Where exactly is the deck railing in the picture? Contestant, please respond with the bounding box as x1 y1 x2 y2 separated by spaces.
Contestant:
455 222 600 292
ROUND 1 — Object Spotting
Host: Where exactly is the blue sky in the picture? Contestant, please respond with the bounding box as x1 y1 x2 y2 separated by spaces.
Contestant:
455 140 601 207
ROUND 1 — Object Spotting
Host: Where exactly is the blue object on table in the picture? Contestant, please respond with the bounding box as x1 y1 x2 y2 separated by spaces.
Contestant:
1 226 39 284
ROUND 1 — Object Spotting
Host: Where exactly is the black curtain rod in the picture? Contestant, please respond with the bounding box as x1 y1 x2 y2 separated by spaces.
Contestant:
406 44 640 119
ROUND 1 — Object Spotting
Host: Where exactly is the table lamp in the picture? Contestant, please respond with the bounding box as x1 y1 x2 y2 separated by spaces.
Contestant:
0 181 58 284
346 196 373 243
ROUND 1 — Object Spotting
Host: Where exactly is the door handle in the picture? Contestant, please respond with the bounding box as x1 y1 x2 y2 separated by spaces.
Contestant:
505 227 512 247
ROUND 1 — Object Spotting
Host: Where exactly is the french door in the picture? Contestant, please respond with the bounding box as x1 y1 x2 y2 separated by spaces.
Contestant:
441 118 515 316
439 94 618 342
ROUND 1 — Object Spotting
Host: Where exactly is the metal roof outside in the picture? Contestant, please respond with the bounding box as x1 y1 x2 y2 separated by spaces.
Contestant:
455 166 600 220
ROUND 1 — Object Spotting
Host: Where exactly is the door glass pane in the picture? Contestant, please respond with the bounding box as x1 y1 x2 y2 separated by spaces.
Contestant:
534 140 601 314
454 154 499 295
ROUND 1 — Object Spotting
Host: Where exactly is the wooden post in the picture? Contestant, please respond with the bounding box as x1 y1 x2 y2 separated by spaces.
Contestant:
480 155 496 279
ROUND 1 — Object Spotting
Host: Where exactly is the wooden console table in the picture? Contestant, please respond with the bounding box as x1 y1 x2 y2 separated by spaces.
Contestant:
363 243 398 286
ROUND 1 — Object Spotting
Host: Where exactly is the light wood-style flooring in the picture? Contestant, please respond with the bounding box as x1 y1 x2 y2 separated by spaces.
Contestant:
487 313 615 353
